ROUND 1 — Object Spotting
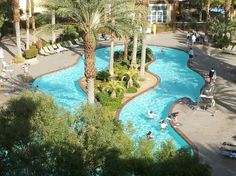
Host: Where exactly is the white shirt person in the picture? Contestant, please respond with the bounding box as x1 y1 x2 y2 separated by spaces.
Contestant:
147 110 157 119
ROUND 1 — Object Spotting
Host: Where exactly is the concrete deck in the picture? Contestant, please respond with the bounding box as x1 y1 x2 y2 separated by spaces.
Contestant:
1 31 236 176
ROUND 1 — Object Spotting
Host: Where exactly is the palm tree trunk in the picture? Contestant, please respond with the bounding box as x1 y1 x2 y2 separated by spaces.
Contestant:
225 0 232 19
31 0 36 43
51 10 56 44
206 0 210 21
172 1 176 32
83 32 96 104
109 34 115 76
124 38 128 60
131 33 138 66
26 0 30 50
12 0 22 57
140 30 146 77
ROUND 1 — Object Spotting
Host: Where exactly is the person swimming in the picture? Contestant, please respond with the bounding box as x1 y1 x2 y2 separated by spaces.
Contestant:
160 120 167 129
147 110 157 119
146 131 154 140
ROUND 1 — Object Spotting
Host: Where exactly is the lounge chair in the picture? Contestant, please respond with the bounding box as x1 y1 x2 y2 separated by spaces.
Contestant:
43 47 56 55
220 142 236 151
63 41 70 48
47 45 58 54
74 38 82 45
39 48 50 56
2 61 13 73
220 149 236 159
56 43 68 51
68 40 79 48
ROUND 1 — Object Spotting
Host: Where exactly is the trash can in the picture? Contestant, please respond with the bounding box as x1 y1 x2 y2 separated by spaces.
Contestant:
152 23 157 35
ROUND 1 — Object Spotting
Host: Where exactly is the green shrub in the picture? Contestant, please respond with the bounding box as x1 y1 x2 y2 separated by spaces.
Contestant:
126 86 137 93
56 26 79 43
12 55 25 63
23 45 38 59
96 71 110 81
96 92 123 111
133 81 140 88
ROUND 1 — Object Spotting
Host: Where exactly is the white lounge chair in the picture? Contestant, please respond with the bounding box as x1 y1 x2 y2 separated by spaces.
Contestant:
43 47 56 55
39 48 50 56
47 46 57 54
68 40 79 48
63 41 70 48
74 38 82 45
56 43 68 51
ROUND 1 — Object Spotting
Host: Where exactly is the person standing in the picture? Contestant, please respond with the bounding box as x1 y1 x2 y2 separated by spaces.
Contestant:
188 47 194 64
208 68 215 83
191 32 196 45
204 33 209 46
22 63 30 82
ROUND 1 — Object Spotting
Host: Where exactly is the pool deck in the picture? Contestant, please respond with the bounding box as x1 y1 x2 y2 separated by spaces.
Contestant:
1 31 236 176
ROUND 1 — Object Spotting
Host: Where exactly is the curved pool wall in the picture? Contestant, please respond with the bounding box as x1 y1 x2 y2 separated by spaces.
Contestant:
33 46 204 149
119 46 205 149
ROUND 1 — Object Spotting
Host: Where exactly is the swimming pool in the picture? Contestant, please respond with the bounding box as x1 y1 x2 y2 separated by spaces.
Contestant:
33 46 204 149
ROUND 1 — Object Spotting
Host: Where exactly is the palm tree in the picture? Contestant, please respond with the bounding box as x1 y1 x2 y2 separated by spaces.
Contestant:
122 69 139 88
131 33 138 66
109 32 115 76
41 0 139 104
139 0 148 77
31 0 36 43
123 37 129 60
225 0 232 19
51 10 56 44
140 28 146 77
12 0 22 57
103 80 125 98
26 0 30 50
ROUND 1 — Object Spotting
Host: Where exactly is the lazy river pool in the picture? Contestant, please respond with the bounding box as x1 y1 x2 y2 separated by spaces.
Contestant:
33 46 204 149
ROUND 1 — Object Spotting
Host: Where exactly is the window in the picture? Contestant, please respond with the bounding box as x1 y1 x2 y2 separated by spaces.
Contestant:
148 4 168 24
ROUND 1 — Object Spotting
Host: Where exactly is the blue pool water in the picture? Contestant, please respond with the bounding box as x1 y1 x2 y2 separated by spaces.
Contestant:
33 46 204 149
119 46 204 149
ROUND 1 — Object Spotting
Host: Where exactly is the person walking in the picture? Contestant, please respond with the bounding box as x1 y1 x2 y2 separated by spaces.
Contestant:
188 47 194 64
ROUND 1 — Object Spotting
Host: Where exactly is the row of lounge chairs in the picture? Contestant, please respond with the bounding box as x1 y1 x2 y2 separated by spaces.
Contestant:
39 38 83 56
39 43 68 56
219 142 236 159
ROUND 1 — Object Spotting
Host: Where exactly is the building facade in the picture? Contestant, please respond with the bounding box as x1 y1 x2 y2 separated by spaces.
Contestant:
147 0 182 26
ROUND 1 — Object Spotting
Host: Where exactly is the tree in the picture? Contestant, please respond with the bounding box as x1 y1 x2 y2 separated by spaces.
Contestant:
225 0 232 19
26 0 30 49
122 69 139 88
31 0 36 43
0 91 85 175
51 10 56 43
41 0 139 104
139 0 148 77
12 0 22 57
103 80 125 98
0 91 212 175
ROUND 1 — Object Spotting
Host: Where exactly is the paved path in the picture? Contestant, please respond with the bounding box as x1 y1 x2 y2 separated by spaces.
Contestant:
1 31 236 175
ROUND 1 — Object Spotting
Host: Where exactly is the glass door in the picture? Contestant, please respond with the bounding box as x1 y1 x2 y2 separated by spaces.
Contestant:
157 10 163 23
